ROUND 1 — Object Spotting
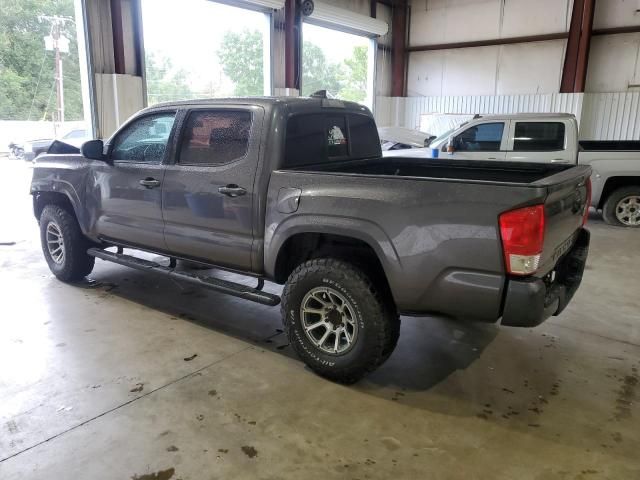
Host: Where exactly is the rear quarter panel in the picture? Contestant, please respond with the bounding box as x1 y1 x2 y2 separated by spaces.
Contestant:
578 152 640 207
265 170 549 321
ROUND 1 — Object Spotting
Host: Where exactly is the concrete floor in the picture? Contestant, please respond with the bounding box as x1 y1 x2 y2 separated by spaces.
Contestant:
0 158 638 480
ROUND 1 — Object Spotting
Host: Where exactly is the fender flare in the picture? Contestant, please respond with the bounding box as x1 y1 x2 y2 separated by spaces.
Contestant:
264 213 402 281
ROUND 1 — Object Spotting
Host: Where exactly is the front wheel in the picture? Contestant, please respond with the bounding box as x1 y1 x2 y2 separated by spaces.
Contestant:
602 186 640 227
39 205 95 281
281 258 400 384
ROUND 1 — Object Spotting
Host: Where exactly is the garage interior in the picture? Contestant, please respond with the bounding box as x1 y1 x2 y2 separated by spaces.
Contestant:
1 0 639 479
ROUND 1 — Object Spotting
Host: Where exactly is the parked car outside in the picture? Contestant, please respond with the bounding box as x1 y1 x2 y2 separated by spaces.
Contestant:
24 129 89 161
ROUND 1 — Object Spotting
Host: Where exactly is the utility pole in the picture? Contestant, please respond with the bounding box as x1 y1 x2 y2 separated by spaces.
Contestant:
52 20 64 124
42 15 72 130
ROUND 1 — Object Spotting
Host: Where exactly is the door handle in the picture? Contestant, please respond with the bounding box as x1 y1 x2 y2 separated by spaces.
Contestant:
218 184 246 197
139 177 161 188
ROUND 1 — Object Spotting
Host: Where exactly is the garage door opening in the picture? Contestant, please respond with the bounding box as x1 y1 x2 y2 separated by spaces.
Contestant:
140 0 272 105
301 22 375 110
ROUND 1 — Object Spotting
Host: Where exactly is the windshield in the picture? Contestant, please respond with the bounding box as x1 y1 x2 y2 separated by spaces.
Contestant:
429 126 460 147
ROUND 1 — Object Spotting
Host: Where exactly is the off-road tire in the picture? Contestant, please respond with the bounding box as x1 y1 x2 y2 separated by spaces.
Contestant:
282 258 400 384
40 205 95 281
602 186 640 227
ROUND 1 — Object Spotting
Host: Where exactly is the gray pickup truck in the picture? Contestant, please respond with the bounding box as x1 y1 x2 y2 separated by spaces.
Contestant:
31 96 591 383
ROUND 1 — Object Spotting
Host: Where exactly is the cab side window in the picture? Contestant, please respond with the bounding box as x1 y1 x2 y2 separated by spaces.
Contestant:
111 112 176 163
179 110 252 165
513 122 565 151
455 122 504 152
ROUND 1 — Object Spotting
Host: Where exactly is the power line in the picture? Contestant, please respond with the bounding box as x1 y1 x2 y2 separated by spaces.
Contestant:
26 51 50 121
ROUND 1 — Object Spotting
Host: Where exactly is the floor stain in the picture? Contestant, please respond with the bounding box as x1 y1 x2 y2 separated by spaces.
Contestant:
6 420 19 434
381 436 401 451
241 445 258 458
218 448 228 454
130 383 144 393
196 414 205 421
131 467 175 480
166 445 179 452
183 354 198 361
613 371 638 421
208 389 217 396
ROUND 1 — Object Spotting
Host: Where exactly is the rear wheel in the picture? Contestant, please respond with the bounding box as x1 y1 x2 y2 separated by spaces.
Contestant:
40 205 95 281
282 258 400 384
602 186 640 227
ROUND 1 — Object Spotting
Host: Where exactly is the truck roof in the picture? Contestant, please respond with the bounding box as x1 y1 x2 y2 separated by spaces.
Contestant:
143 96 372 115
474 113 576 120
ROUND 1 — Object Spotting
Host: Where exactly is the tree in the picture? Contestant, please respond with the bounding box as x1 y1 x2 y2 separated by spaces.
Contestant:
0 0 83 120
145 51 196 105
217 29 264 96
301 41 343 97
338 45 368 103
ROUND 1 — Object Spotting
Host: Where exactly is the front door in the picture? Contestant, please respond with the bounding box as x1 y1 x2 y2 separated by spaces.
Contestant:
91 111 177 251
162 106 263 271
447 121 508 161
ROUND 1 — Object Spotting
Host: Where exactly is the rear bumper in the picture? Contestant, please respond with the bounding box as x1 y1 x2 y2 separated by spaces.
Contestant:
501 228 590 327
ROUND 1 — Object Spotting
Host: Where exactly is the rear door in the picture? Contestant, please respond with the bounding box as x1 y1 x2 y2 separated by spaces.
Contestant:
505 120 573 163
162 105 264 271
92 110 176 251
446 121 508 161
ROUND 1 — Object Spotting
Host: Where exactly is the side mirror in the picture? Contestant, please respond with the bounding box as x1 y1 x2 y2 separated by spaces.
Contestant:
81 139 106 161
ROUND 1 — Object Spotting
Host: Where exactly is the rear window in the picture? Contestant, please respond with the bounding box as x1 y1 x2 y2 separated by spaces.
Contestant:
514 122 565 151
284 113 380 167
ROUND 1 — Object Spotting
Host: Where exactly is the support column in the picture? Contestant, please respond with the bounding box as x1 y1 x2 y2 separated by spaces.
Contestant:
560 0 595 93
284 0 300 91
110 0 125 75
391 1 407 97
574 0 595 92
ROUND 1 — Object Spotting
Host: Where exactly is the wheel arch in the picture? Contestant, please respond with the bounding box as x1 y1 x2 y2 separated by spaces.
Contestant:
597 176 640 209
270 228 398 305
32 191 78 222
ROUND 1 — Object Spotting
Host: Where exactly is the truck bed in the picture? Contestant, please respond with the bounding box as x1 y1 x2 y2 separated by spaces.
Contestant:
267 158 591 322
579 140 640 151
283 157 576 185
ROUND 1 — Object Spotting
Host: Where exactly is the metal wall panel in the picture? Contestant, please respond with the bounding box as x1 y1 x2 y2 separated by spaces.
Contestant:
375 93 584 130
374 92 640 140
580 92 640 140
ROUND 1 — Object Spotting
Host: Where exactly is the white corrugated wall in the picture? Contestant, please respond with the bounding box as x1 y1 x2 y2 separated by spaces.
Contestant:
375 92 640 141
580 92 640 140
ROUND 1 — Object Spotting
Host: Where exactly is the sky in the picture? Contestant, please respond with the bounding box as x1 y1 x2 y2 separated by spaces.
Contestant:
141 0 369 94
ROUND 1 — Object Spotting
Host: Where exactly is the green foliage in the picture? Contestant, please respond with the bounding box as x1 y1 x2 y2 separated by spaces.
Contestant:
301 41 368 103
145 51 197 105
301 42 342 97
217 29 264 96
0 0 83 120
339 45 368 103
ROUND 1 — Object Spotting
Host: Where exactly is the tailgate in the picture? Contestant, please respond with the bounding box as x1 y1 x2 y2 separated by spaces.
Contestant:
534 166 591 276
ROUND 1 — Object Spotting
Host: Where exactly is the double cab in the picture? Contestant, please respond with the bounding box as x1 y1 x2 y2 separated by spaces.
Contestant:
31 97 591 382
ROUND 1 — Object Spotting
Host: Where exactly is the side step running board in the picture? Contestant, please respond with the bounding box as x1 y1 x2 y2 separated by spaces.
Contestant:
87 248 280 307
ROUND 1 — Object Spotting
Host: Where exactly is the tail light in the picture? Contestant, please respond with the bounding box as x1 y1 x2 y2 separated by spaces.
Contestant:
582 177 592 226
499 205 545 276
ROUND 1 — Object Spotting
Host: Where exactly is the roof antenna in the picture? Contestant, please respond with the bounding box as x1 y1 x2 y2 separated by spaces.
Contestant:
311 90 327 98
